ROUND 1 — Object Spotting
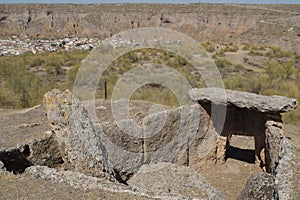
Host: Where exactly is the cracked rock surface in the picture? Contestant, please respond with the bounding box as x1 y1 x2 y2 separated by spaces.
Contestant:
189 88 298 113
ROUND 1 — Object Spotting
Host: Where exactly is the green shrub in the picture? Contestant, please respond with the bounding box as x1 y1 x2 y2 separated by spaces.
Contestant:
224 45 239 52
265 47 294 58
248 50 264 56
201 42 215 53
265 60 298 81
214 50 225 57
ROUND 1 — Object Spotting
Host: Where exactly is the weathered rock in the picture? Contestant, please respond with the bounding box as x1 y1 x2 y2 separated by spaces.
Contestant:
99 103 221 180
0 4 300 53
128 163 226 200
189 88 298 113
43 89 221 182
189 88 298 169
98 120 144 182
43 89 114 180
25 165 193 200
238 172 275 200
275 137 299 200
26 135 64 168
265 121 284 173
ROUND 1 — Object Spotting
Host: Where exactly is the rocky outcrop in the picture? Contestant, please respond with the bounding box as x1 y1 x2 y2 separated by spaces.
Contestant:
238 173 275 200
128 163 226 200
0 4 299 51
43 89 114 180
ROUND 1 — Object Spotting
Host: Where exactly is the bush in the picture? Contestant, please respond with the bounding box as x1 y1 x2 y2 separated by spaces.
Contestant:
248 50 264 56
0 50 89 108
265 47 294 58
224 45 239 52
201 42 215 53
265 60 297 81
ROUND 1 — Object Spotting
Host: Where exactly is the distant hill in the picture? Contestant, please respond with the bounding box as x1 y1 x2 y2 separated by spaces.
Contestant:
0 4 299 51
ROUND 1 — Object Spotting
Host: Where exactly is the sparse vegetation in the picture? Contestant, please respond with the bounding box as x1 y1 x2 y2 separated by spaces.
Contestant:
242 43 268 51
224 44 239 52
265 46 294 58
97 49 202 106
224 59 300 124
248 50 264 56
201 42 215 53
212 50 225 58
0 50 89 108
0 42 299 125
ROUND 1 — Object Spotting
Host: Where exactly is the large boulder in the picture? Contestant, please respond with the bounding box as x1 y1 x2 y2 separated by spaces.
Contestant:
238 173 275 200
128 163 226 200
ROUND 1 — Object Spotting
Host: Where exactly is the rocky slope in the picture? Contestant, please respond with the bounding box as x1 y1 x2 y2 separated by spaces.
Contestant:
0 4 299 51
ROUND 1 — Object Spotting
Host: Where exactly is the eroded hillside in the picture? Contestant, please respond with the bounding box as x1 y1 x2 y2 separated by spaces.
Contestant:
0 4 299 51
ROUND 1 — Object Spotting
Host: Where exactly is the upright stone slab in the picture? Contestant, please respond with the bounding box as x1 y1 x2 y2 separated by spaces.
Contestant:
100 103 222 180
265 121 284 174
43 89 114 180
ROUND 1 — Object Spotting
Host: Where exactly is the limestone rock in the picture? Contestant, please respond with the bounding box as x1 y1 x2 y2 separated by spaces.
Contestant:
275 137 299 199
238 173 274 200
99 103 221 180
189 88 298 113
0 4 299 53
43 89 114 180
128 163 226 200
265 121 284 174
98 120 144 181
25 165 193 200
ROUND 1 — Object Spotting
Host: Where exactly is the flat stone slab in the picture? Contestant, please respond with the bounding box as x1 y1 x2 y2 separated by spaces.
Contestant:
189 88 298 113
